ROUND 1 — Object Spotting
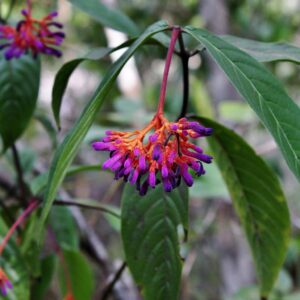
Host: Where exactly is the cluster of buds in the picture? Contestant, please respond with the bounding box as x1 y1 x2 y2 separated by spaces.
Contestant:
93 114 212 195
0 1 65 59
0 268 12 296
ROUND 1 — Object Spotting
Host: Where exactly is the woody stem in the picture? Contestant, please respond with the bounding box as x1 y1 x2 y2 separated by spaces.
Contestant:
0 200 39 255
157 26 181 115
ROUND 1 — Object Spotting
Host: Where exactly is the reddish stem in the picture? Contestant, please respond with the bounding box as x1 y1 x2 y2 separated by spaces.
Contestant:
0 200 39 255
157 27 181 115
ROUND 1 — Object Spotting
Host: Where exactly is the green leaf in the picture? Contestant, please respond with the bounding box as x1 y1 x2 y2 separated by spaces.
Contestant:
198 117 290 297
121 184 188 300
184 26 300 181
0 53 40 150
36 21 169 245
52 48 112 128
50 206 79 249
221 35 300 63
31 255 57 300
68 0 138 36
59 249 94 300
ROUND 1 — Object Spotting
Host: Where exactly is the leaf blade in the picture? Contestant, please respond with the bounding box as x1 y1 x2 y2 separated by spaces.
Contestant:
198 117 290 297
221 35 300 63
121 185 188 300
184 26 300 181
0 54 40 149
68 0 138 36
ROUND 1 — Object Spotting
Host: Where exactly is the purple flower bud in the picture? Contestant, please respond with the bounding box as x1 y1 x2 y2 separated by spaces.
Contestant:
198 153 213 163
152 144 162 161
102 153 122 169
48 11 59 18
130 169 139 185
148 171 156 188
139 180 149 196
196 162 205 176
192 145 203 153
133 148 140 156
149 133 159 143
139 155 146 171
170 124 178 130
161 165 168 178
124 158 132 168
167 150 177 164
162 178 172 192
111 160 123 171
92 141 108 151
181 164 193 187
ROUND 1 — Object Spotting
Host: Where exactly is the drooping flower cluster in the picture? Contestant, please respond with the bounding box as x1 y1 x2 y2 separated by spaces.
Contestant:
0 268 12 296
0 2 65 59
93 114 212 195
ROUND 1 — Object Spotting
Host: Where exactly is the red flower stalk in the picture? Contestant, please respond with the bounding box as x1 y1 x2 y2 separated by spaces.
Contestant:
0 0 65 59
92 27 212 195
0 268 12 296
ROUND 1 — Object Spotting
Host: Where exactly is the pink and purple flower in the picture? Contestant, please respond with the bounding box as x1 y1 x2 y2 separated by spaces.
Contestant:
93 114 212 195
0 1 65 59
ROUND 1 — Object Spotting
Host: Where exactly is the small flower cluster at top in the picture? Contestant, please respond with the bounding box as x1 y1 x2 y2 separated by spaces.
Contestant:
92 114 212 195
0 1 65 59
0 268 12 296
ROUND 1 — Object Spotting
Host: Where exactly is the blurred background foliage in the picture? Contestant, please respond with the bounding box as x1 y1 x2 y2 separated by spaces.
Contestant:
1 0 300 299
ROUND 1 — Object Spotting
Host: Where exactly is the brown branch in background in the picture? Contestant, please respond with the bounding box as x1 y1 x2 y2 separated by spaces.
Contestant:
101 262 127 300
11 144 28 205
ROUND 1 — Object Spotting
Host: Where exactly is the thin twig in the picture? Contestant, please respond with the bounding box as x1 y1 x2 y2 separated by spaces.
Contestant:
177 31 190 120
11 144 28 205
53 199 120 218
101 262 127 300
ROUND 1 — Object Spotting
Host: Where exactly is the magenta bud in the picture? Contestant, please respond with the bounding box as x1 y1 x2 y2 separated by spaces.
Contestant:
170 124 179 130
149 133 158 143
149 171 156 188
161 165 168 178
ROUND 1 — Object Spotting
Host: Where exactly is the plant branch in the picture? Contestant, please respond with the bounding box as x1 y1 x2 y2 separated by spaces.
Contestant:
11 144 28 205
177 31 190 120
53 199 120 218
0 200 39 255
101 262 127 300
157 26 181 115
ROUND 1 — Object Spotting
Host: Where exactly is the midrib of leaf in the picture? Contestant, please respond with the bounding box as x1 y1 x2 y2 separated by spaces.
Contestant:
187 30 300 177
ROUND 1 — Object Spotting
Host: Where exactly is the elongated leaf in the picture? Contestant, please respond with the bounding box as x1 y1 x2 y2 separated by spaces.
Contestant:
68 0 138 36
184 26 300 181
221 35 300 63
52 48 112 128
198 117 290 297
31 255 57 300
59 249 94 300
36 21 169 245
0 53 40 150
121 184 188 300
50 206 79 249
